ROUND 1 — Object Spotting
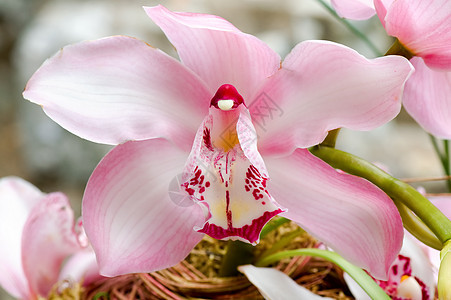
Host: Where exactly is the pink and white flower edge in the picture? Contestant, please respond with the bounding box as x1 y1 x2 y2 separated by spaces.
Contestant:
0 177 100 300
23 5 413 279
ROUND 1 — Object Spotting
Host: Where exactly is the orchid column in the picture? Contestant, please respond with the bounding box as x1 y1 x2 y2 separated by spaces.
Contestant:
24 4 412 284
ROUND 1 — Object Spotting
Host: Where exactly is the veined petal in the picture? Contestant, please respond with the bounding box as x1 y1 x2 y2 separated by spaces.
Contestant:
21 192 81 298
239 265 333 299
265 149 403 279
144 5 281 100
330 0 376 20
82 138 205 276
403 57 451 139
383 0 451 70
23 35 211 149
0 177 43 299
254 41 413 156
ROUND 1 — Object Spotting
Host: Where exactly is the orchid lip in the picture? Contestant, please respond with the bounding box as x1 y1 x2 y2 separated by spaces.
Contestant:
210 84 244 110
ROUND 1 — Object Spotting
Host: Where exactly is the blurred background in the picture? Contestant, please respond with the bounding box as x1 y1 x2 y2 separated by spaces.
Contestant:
0 0 445 299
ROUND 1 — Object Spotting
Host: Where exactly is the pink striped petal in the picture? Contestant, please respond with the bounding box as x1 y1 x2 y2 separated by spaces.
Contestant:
22 192 81 298
254 41 413 156
23 36 211 150
382 0 451 70
82 139 205 276
144 5 281 100
0 177 43 299
330 0 376 20
403 57 451 139
265 149 403 279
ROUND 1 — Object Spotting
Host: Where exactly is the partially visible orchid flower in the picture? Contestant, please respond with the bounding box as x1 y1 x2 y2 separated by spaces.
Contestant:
23 5 413 279
0 177 100 300
330 0 451 138
345 235 436 300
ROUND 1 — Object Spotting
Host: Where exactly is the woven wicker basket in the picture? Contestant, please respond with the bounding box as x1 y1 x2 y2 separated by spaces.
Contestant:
50 222 353 299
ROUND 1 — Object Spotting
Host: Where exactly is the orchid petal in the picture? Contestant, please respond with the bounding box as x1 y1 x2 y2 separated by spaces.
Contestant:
83 138 205 276
254 41 413 156
183 110 283 244
144 5 281 100
0 177 43 299
372 0 393 24
21 192 81 298
403 57 451 139
23 35 211 149
59 248 102 286
383 0 451 70
265 149 403 279
330 0 376 20
239 265 333 299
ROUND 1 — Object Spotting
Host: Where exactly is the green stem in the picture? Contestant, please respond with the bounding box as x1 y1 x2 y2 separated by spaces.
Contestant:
384 38 414 59
219 240 255 277
255 249 390 300
310 146 451 244
444 140 451 191
429 134 451 191
321 128 341 148
257 228 304 260
315 0 383 56
394 200 442 250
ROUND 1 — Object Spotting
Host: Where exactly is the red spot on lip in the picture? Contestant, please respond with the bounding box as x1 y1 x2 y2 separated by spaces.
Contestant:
203 128 214 151
252 189 264 200
186 188 195 195
210 84 245 110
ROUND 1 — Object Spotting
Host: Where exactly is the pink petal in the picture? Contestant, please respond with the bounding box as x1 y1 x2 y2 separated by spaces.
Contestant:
330 0 376 20
239 265 333 299
383 0 451 70
21 192 81 298
59 247 103 286
23 35 211 150
265 149 403 279
254 41 413 156
373 0 394 25
0 177 44 299
144 5 281 100
403 57 451 139
82 138 205 276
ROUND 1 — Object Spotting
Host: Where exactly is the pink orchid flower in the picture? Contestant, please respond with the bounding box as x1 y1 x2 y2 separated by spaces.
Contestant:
345 234 436 300
23 5 413 278
331 0 451 69
0 177 101 300
330 0 451 138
